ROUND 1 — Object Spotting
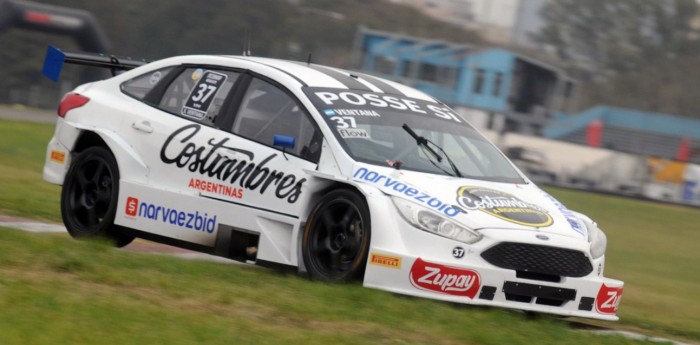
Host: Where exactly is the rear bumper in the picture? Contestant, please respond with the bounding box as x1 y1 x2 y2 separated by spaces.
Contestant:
43 134 71 185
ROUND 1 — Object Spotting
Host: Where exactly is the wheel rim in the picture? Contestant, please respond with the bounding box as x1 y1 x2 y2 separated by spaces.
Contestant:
67 155 115 230
309 199 366 278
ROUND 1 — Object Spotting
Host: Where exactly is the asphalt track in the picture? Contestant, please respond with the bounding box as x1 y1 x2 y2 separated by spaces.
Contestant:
0 106 694 345
0 105 56 123
0 214 236 264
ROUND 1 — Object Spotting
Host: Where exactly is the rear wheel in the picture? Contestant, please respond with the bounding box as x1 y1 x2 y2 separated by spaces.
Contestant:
302 189 371 282
61 146 134 247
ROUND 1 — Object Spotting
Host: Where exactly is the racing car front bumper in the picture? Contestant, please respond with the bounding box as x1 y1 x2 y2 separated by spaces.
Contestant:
363 249 623 320
360 197 624 321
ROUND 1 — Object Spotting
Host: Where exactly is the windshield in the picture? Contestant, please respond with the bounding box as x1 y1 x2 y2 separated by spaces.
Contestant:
304 88 525 184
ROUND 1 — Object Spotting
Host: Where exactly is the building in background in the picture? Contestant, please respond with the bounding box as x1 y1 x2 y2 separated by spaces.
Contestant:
355 28 577 135
387 0 549 48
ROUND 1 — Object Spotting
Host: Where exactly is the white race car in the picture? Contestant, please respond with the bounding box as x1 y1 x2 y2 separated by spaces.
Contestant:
42 47 623 320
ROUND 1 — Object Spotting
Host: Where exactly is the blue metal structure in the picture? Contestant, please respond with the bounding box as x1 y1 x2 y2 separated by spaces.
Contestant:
544 106 700 162
356 29 698 161
356 28 576 134
545 106 700 141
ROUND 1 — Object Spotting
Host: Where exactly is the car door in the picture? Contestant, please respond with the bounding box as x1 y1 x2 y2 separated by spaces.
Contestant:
116 66 245 243
119 66 242 190
117 66 324 248
153 72 325 261
197 74 324 218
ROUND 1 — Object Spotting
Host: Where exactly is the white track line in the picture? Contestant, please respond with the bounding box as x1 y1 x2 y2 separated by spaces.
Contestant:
0 220 66 233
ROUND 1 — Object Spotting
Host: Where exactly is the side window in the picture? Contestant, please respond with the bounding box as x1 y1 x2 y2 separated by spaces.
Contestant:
232 78 322 162
121 67 174 100
159 68 240 125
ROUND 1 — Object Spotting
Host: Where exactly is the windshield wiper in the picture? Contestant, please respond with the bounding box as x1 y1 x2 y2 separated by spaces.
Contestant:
402 124 441 162
402 123 463 178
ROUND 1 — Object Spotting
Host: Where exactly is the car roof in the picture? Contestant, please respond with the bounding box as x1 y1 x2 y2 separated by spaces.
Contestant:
223 56 438 102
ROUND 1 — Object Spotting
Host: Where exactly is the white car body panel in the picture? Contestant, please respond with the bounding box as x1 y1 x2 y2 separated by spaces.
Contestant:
43 54 623 320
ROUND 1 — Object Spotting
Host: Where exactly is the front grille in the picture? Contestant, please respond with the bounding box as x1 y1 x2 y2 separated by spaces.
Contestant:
481 242 593 277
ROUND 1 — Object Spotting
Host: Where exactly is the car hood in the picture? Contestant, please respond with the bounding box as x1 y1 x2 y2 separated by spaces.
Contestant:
352 164 588 240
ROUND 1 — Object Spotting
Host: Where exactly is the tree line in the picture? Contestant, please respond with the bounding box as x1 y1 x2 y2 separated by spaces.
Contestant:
0 0 479 107
3 0 700 120
535 0 700 119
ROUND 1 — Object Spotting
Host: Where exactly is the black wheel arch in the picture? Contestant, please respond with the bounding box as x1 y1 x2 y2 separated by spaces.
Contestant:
71 130 108 155
61 134 133 247
301 182 368 222
299 183 373 282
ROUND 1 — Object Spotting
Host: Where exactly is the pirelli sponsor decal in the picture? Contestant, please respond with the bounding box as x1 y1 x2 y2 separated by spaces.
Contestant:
50 150 66 164
369 253 402 269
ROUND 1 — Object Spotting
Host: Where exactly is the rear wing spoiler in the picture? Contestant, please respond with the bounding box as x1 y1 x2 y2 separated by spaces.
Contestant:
42 45 150 82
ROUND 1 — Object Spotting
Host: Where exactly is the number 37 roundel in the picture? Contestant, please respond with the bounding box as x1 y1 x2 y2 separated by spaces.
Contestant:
182 70 228 120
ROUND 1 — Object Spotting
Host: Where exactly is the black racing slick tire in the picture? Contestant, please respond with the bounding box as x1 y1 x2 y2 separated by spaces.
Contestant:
61 146 134 247
302 189 371 282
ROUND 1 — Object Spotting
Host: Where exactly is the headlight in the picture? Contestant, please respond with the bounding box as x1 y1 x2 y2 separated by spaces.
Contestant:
392 197 481 244
576 212 607 259
588 224 607 259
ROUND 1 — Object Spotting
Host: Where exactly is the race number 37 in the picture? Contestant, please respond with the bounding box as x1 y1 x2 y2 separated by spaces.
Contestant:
330 116 357 129
595 284 623 314
181 71 228 120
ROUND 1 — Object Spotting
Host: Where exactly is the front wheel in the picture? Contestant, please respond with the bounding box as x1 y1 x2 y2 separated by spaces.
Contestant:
61 146 134 247
302 189 371 282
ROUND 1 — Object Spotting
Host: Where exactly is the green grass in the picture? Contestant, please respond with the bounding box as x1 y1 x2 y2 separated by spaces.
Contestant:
547 188 700 341
0 118 61 221
0 228 657 345
0 117 698 344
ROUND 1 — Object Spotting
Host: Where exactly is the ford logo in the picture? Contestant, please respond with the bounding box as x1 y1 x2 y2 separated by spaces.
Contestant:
536 234 549 241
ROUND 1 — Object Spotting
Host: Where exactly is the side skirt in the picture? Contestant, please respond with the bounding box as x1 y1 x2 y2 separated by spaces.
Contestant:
119 226 215 254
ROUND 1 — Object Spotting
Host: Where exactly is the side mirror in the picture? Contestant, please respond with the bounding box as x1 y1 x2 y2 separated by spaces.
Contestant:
273 134 296 150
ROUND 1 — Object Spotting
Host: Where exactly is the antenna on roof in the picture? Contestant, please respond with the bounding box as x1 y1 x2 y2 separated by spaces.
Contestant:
242 29 246 56
242 29 252 56
307 53 312 65
247 31 252 56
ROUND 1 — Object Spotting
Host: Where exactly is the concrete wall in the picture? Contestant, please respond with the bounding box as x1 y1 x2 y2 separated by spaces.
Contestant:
481 129 700 205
